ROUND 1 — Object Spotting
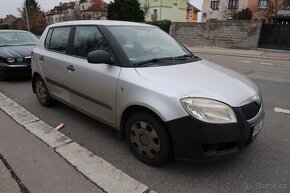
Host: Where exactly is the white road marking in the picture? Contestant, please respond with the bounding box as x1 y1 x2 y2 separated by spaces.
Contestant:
0 92 6 100
24 121 72 148
241 61 251 63
274 108 290 114
0 92 151 193
0 97 39 125
56 142 148 193
261 62 274 66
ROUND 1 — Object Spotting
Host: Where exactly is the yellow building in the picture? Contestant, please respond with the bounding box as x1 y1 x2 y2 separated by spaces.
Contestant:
186 2 201 22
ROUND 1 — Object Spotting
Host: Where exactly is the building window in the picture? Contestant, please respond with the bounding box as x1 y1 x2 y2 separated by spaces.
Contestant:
145 0 149 6
284 0 290 9
173 0 178 7
210 1 220 10
228 0 239 9
153 9 158 15
258 0 268 8
154 0 158 2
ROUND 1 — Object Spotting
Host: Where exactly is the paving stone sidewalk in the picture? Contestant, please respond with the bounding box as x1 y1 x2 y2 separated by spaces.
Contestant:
0 158 21 193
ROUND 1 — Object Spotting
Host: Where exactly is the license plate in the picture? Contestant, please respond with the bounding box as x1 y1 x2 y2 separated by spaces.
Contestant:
252 118 264 138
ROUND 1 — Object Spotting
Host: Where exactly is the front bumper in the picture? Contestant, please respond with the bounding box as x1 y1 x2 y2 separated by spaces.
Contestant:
166 107 265 160
0 63 31 78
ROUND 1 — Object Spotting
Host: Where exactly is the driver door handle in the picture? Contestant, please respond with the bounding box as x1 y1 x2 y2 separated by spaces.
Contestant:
66 65 75 71
39 56 44 62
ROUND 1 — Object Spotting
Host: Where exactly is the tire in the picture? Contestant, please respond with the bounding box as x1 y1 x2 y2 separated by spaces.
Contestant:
125 112 171 166
0 74 6 81
34 76 53 107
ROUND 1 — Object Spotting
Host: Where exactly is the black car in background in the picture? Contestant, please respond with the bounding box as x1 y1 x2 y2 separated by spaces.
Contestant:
0 30 38 80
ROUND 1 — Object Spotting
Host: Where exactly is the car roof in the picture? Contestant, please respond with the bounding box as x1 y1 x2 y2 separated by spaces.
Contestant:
48 20 155 28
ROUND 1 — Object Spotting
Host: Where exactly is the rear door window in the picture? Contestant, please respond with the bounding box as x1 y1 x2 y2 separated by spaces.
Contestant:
48 27 71 54
73 26 110 58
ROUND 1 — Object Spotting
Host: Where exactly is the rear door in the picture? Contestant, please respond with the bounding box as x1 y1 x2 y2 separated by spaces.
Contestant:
37 27 72 102
67 26 121 126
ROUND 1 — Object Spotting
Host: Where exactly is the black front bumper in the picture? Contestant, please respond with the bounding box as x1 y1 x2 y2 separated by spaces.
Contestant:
0 63 31 78
166 107 265 160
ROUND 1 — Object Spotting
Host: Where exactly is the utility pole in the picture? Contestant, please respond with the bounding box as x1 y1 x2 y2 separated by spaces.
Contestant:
25 0 30 31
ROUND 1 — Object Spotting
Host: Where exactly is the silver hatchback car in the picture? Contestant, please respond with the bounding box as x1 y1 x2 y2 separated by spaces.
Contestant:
32 20 264 166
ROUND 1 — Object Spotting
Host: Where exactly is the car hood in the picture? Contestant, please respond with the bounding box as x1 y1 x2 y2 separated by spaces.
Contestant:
0 45 35 58
135 59 259 107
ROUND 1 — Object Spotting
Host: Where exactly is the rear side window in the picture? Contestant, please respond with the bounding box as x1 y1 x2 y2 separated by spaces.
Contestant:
48 27 71 54
45 29 53 49
73 26 110 58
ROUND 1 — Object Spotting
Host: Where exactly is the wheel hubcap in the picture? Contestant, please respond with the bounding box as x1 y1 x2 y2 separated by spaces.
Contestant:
36 81 47 103
130 121 160 159
139 135 149 146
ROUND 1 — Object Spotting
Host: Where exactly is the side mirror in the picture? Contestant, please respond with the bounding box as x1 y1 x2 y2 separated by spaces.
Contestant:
87 50 112 64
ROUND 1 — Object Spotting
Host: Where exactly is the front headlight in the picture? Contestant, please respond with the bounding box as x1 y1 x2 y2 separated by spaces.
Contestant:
7 58 15 63
180 98 237 124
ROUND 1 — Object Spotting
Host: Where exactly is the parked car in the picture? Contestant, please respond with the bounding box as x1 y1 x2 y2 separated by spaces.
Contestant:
31 21 264 166
0 30 38 80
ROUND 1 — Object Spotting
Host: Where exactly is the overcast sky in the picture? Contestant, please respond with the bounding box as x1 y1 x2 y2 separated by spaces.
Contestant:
0 0 203 19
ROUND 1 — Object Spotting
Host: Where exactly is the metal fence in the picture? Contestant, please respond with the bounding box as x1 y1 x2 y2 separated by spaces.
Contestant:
259 24 290 50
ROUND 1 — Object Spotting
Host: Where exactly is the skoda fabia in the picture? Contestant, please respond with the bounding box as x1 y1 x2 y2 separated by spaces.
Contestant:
31 21 264 166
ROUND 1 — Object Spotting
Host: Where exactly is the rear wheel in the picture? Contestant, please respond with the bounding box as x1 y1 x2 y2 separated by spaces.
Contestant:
125 112 171 166
34 76 53 107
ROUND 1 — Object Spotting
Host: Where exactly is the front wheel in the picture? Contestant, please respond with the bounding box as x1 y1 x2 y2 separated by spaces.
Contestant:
125 112 171 166
34 76 53 107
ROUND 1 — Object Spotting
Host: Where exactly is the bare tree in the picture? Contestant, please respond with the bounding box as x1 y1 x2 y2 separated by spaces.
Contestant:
219 0 237 20
253 0 284 23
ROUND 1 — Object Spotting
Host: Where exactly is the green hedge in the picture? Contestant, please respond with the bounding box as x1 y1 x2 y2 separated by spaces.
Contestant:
146 20 171 33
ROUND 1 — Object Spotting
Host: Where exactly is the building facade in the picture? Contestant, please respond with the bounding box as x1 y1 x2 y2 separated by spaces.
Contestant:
186 2 201 22
249 0 287 23
80 0 107 20
202 0 290 23
0 15 26 30
46 0 107 24
139 0 187 22
46 2 79 25
201 0 248 21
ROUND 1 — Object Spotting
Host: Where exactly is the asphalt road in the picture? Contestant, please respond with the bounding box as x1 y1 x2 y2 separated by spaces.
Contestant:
0 54 290 193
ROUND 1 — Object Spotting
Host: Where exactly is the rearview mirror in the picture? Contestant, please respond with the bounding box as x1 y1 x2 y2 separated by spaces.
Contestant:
87 50 112 64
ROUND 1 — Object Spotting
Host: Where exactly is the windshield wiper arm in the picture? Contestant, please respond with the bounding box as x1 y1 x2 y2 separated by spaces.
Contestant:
133 57 173 67
0 44 14 47
22 43 37 45
174 54 197 60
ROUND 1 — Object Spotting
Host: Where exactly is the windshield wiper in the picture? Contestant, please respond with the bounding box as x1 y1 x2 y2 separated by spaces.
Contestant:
0 44 15 47
21 43 37 46
134 57 173 67
174 54 198 60
0 43 36 47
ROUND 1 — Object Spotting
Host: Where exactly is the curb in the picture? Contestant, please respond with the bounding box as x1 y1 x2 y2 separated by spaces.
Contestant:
190 50 290 61
0 92 154 193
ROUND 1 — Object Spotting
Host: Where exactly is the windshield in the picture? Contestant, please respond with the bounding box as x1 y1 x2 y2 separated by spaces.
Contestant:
0 31 38 47
107 26 194 65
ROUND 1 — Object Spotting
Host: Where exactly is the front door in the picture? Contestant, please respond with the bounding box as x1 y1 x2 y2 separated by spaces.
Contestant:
66 26 121 126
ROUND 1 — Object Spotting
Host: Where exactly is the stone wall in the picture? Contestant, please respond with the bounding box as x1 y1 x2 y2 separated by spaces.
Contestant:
170 20 263 49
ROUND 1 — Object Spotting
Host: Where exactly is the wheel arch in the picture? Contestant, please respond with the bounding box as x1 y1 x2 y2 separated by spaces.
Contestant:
32 72 42 93
120 105 175 162
120 105 174 147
